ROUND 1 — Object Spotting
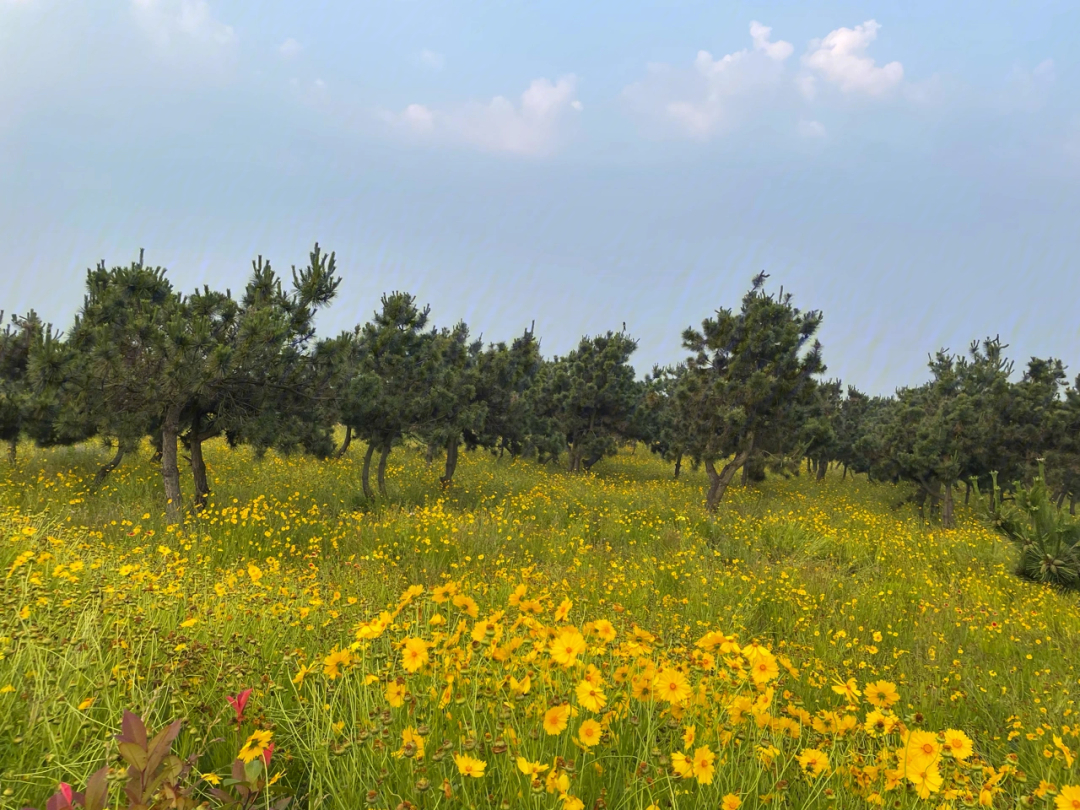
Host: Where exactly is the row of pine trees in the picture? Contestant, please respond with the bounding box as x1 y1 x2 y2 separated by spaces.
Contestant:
2 246 1078 526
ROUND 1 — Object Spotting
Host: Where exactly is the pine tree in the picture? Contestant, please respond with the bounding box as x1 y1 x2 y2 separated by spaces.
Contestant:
677 273 824 511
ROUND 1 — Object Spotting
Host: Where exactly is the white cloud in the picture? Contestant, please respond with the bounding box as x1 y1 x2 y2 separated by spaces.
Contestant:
622 21 793 140
278 38 302 58
997 59 1055 113
797 118 826 138
419 49 445 71
800 20 903 97
131 0 235 50
381 75 582 156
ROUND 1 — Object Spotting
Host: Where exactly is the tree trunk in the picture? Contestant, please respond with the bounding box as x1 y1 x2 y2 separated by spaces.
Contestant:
377 443 391 496
361 442 376 499
942 481 955 529
705 449 751 512
441 438 459 485
568 444 583 473
1054 490 1066 510
151 428 164 464
1071 496 1077 516
93 442 127 488
189 432 210 510
965 481 973 506
842 463 848 481
7 436 16 465
741 461 750 487
425 442 436 465
806 457 812 475
334 425 353 459
161 408 182 524
816 458 827 481
673 453 682 480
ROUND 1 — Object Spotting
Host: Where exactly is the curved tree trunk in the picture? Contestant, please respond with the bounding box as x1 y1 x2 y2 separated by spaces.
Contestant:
965 480 974 506
377 443 391 496
161 408 182 524
189 432 210 510
942 481 955 529
673 453 682 480
705 448 752 512
334 425 353 459
361 442 376 499
816 458 827 481
842 463 848 481
93 442 127 488
151 428 164 464
7 436 16 465
441 438 459 485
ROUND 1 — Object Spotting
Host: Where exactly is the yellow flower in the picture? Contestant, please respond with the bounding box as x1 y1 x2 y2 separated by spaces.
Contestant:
721 794 742 810
864 680 899 708
431 582 457 603
654 667 691 704
671 751 694 778
549 628 586 667
516 757 549 776
682 724 696 751
238 729 273 764
509 675 531 696
77 697 95 711
907 761 943 799
246 563 263 584
554 598 572 622
451 593 479 618
322 649 351 679
292 663 315 688
749 653 779 685
453 753 486 778
943 729 974 761
692 745 715 785
578 719 602 748
797 748 830 777
562 797 584 810
0 685 14 694
575 680 606 713
180 617 198 628
831 677 861 703
544 704 571 735
400 637 429 673
1055 785 1080 810
385 680 407 708
1055 736 1076 769
201 773 222 786
902 730 942 768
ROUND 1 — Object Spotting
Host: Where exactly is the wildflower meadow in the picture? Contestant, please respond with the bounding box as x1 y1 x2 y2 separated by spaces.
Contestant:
1 438 1078 809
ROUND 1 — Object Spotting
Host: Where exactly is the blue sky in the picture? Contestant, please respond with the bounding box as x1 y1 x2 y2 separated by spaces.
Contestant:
1 0 1078 395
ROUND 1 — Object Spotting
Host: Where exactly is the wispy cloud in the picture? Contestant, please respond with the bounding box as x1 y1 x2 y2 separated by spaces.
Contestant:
799 20 903 99
278 37 302 58
419 49 445 71
622 21 793 140
380 75 582 156
130 0 236 49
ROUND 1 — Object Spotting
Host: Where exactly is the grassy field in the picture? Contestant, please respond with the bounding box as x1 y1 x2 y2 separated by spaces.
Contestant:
1 438 1078 809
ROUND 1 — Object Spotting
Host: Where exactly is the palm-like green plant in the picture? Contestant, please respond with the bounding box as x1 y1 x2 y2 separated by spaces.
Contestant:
975 461 1080 589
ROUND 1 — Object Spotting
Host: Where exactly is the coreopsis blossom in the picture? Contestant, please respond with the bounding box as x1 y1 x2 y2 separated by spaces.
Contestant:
691 746 716 785
322 649 351 679
1056 786 1080 810
864 680 900 708
550 628 586 667
721 794 741 810
238 729 273 764
544 704 571 735
578 719 602 747
943 729 974 761
576 680 606 712
654 667 691 704
401 637 429 673
453 753 486 778
798 748 830 777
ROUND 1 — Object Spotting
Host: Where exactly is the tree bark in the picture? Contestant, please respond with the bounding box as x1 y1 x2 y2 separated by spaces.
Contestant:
377 443 391 496
568 444 583 473
705 449 752 512
7 436 16 465
965 481 973 506
334 425 353 459
842 463 848 481
93 442 127 488
441 438 459 485
189 432 209 510
816 458 827 481
361 442 376 499
161 408 182 524
741 461 750 487
807 457 812 475
425 442 436 465
942 481 955 529
673 453 682 480
1071 496 1077 516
